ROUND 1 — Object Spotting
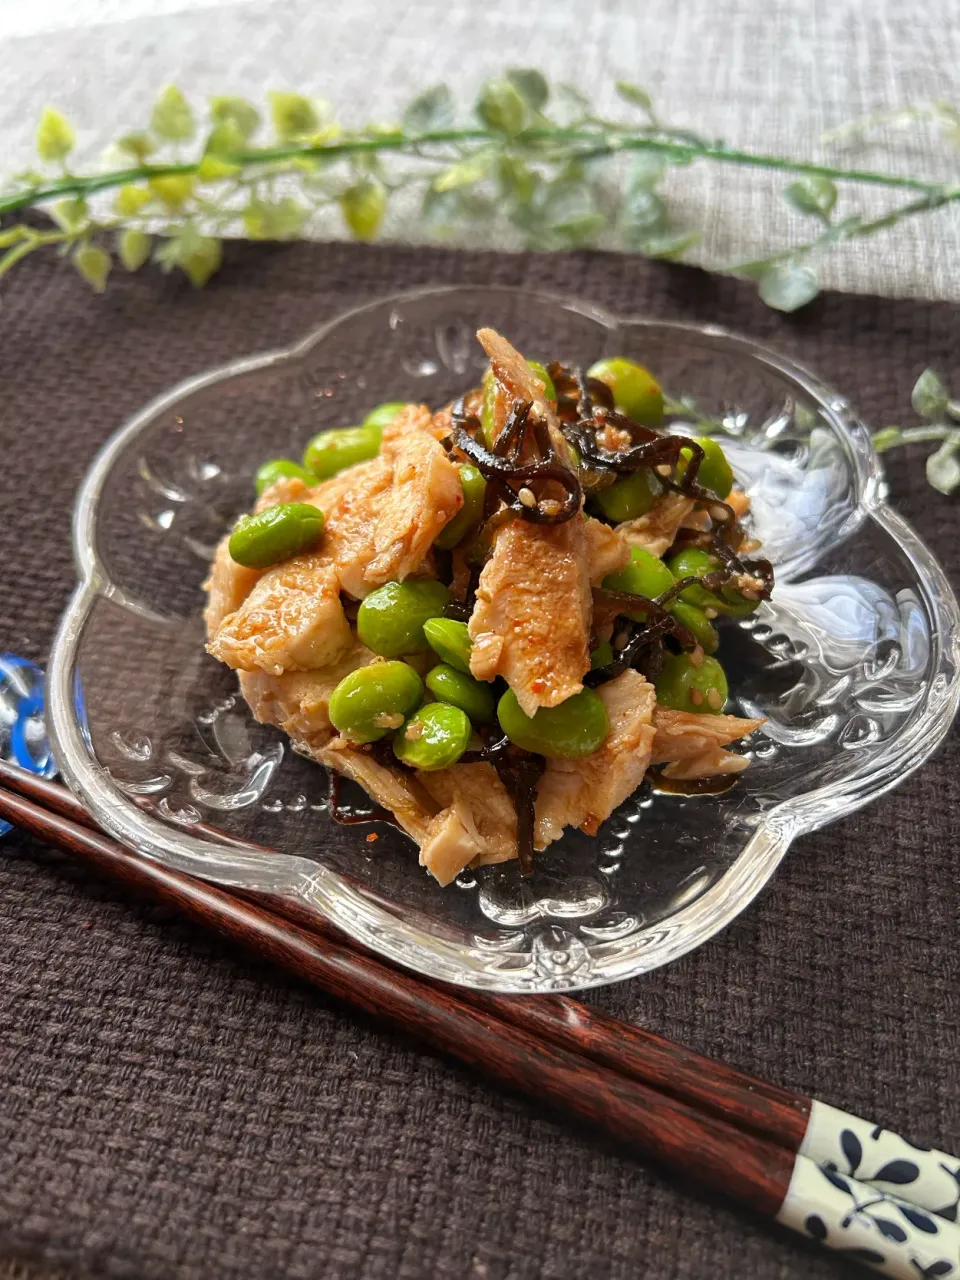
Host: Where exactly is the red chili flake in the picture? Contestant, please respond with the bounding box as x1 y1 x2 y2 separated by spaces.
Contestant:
366 833 379 843
530 678 546 693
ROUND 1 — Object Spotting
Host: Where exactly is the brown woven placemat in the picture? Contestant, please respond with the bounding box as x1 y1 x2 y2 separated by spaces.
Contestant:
1 242 958 1280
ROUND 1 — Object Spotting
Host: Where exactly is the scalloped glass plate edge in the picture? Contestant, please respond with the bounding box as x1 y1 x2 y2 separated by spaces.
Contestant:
46 285 960 993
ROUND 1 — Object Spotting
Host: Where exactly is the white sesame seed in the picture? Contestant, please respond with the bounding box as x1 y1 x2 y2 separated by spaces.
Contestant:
373 712 405 730
703 608 718 620
707 687 723 710
690 688 704 706
518 486 537 508
656 463 673 477
689 645 704 668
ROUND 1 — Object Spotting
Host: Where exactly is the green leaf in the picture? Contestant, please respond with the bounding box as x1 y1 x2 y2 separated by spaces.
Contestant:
784 175 837 219
36 107 75 163
912 368 949 419
757 264 820 312
434 152 492 192
421 186 465 239
150 85 195 143
209 95 260 141
154 228 222 286
731 257 777 281
197 152 241 180
616 82 653 111
505 68 549 111
497 155 537 205
72 242 111 292
116 132 156 163
926 436 960 494
147 174 195 208
117 228 151 271
114 184 152 216
268 91 319 141
203 120 247 158
639 229 699 260
339 178 387 241
402 85 454 135
242 196 308 240
627 153 666 191
540 180 606 246
49 197 88 232
620 188 668 247
476 79 526 135
871 427 903 453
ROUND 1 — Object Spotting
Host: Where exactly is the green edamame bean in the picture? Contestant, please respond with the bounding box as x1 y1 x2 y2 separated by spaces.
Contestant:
677 436 734 499
665 548 760 617
654 652 728 714
670 602 720 654
480 368 497 447
435 463 487 550
497 688 609 759
328 661 424 743
303 424 382 479
357 580 451 657
393 703 472 770
602 545 676 620
586 357 664 425
526 360 557 402
590 640 614 670
255 457 317 496
594 469 657 523
423 617 472 674
362 402 410 430
228 502 325 568
425 663 495 724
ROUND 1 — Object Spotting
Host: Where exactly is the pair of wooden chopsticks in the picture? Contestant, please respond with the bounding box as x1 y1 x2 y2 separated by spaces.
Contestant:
1 758 958 1280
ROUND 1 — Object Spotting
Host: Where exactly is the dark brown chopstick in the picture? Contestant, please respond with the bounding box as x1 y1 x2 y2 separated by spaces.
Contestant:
0 775 792 1218
0 760 807 1147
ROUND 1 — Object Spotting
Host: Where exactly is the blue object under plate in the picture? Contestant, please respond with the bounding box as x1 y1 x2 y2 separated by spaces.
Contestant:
0 654 56 835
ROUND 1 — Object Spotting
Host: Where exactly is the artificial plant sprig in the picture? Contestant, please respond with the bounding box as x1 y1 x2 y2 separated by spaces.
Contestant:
874 370 960 495
1 73 958 310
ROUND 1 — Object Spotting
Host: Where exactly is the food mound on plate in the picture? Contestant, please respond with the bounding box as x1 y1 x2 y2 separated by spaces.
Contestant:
204 328 772 885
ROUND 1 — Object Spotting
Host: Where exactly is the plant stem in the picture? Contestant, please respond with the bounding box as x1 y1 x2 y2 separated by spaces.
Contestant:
2 127 957 218
872 425 959 452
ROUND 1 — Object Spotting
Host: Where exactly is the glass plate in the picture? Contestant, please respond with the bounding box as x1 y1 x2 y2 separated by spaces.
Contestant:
46 286 960 992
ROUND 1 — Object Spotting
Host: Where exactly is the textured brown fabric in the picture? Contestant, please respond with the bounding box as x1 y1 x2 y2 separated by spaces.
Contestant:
1 242 958 1280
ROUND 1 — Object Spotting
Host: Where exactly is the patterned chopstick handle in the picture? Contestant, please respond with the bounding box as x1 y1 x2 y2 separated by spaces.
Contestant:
778 1152 960 1278
802 1101 960 1221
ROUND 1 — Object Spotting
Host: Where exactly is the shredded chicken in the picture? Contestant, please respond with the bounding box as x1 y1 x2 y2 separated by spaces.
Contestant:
365 427 463 585
726 487 751 519
619 492 697 557
237 638 375 748
476 327 572 461
583 516 630 584
651 707 765 779
202 477 312 637
420 763 518 868
469 515 592 716
203 536 263 637
535 671 656 846
209 553 352 676
315 740 489 887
